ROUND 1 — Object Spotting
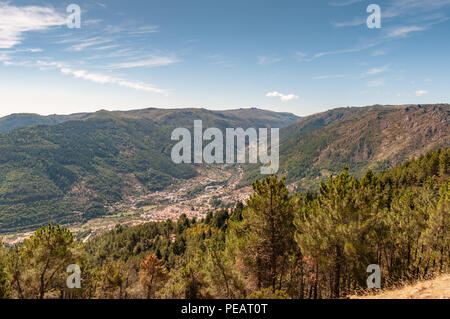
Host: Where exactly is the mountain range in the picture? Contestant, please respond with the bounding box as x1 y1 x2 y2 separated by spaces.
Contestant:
243 104 450 190
0 104 448 233
0 108 298 232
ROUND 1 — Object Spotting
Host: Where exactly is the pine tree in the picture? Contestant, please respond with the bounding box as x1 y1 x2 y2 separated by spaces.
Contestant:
230 175 294 293
7 224 82 299
139 253 167 298
0 238 11 298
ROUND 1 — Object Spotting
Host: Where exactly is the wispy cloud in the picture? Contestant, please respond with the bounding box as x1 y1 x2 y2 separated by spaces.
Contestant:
386 25 426 38
258 56 283 66
86 48 141 60
301 43 377 62
205 54 234 67
107 56 178 69
67 37 113 51
295 52 309 62
0 47 42 61
383 0 450 19
365 65 390 76
333 0 450 27
0 2 66 49
266 91 299 102
32 60 169 95
103 24 159 35
329 0 363 7
93 44 120 51
128 25 159 35
300 22 431 62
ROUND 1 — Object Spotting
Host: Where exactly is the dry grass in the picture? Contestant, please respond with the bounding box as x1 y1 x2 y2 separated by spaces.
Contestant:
351 274 450 299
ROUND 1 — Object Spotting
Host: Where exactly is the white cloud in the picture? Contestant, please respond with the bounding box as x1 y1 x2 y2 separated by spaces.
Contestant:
295 52 309 62
298 43 378 62
204 53 235 67
128 25 159 35
333 0 450 28
280 94 298 101
60 67 168 94
424 78 432 82
258 56 283 66
384 0 450 19
416 90 428 96
321 1 450 61
35 60 168 95
365 65 390 76
103 24 159 35
107 56 178 69
304 23 427 62
0 2 66 49
386 26 426 38
93 45 120 51
67 37 113 51
266 91 299 102
371 49 388 57
329 0 362 6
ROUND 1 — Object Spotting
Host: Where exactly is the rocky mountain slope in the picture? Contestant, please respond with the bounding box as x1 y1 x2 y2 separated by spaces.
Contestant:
244 104 450 190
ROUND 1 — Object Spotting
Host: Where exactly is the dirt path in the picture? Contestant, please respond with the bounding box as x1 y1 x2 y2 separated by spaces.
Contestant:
352 274 450 299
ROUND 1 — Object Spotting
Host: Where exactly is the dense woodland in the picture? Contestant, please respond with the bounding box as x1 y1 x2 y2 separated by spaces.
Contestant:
0 105 447 233
0 108 298 233
0 148 448 299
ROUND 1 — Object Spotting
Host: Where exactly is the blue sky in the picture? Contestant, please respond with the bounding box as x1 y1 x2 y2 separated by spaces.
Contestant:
0 0 449 117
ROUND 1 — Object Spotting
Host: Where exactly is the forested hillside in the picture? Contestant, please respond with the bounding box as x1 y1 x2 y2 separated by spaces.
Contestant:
1 105 449 233
0 108 298 233
244 104 450 190
0 113 90 134
0 107 299 134
1 148 447 299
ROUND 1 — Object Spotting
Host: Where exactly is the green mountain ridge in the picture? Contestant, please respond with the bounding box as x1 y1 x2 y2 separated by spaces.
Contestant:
0 113 91 134
0 107 299 134
0 104 448 233
244 104 450 190
0 108 298 233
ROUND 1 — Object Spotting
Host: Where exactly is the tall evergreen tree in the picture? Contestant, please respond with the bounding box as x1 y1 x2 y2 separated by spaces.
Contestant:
230 175 295 292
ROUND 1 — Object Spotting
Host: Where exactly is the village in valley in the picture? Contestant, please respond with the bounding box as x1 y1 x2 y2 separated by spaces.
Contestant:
2 164 252 246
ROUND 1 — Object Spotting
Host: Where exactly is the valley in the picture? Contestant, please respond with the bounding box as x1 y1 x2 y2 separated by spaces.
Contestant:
1 163 252 245
0 104 448 240
1 0 449 301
